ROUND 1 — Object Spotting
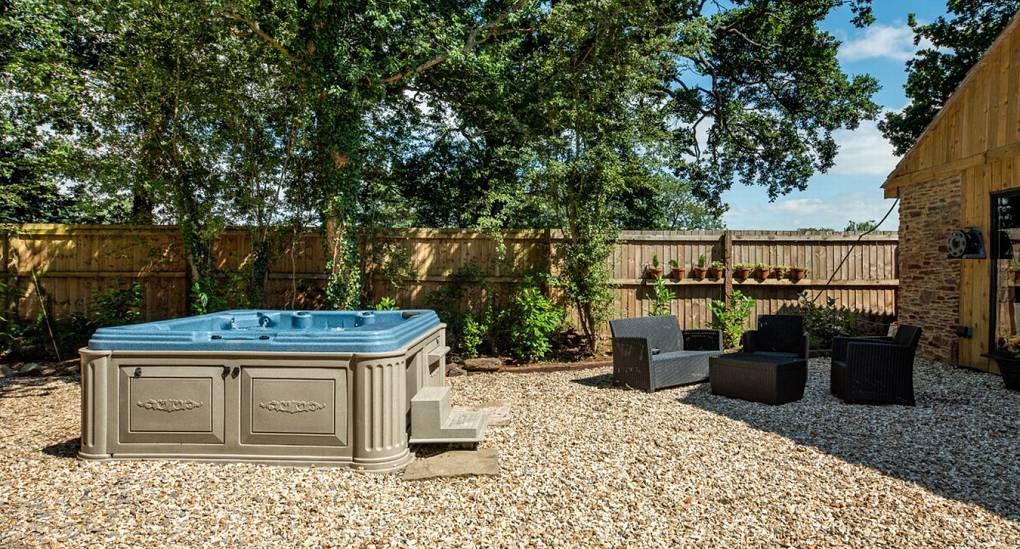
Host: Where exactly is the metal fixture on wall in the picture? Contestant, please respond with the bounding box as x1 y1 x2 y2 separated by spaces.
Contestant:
947 227 986 259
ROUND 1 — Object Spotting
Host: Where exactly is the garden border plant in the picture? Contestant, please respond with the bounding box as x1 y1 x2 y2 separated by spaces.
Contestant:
710 289 755 349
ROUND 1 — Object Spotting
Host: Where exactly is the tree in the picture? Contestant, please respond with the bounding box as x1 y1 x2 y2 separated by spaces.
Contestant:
0 0 129 223
880 0 1020 155
70 0 316 311
845 219 877 232
422 0 880 351
223 0 535 308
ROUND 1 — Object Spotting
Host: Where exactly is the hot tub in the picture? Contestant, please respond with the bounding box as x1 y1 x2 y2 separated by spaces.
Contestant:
78 309 480 472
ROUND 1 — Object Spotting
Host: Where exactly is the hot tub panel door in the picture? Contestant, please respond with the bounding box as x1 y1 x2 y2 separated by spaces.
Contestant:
240 367 349 447
117 365 226 445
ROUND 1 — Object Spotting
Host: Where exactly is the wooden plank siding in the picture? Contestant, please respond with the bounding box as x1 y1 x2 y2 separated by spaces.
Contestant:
3 225 897 337
881 11 1020 372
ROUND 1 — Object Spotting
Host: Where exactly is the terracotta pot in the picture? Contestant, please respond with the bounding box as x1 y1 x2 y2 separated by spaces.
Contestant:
691 267 706 280
770 267 785 279
647 266 663 279
707 266 725 279
788 268 807 282
733 267 751 280
670 267 686 280
753 268 769 282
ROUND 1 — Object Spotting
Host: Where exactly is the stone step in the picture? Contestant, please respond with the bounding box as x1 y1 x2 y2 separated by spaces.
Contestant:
409 386 489 444
410 385 451 432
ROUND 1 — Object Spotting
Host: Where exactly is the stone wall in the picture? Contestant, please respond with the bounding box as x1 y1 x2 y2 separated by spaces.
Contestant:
896 175 962 363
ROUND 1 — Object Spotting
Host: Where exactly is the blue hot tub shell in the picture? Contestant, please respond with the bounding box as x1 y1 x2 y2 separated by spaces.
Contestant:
88 309 441 353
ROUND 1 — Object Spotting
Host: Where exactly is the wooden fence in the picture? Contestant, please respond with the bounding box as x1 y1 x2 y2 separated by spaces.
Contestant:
2 225 898 331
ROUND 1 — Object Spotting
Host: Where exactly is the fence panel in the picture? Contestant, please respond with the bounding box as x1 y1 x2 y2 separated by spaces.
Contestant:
2 225 898 331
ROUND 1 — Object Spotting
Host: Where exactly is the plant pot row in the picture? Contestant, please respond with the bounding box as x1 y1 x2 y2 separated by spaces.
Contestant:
647 266 725 280
647 265 807 281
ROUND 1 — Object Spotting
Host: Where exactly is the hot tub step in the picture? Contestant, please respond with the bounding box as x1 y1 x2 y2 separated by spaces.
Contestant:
409 386 489 444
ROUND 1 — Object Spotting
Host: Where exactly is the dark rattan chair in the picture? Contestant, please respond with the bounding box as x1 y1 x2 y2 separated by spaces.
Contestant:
740 315 809 360
830 325 922 406
609 315 723 392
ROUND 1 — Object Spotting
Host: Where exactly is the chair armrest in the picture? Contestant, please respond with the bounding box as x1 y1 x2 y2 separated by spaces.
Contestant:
611 336 652 367
800 332 810 359
740 330 758 352
833 336 893 362
681 329 724 351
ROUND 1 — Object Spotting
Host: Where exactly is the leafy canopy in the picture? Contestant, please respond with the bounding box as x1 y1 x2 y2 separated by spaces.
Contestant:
881 0 1020 155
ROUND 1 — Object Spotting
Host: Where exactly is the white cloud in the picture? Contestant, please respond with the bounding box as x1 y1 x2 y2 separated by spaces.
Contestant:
769 198 826 215
828 119 899 176
838 24 931 62
745 193 899 231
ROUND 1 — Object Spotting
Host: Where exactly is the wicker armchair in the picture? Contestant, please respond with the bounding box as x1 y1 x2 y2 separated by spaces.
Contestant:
830 325 922 405
740 315 809 360
609 315 723 392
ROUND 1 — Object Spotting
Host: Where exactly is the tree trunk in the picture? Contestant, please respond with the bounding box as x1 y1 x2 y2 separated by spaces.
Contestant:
130 182 155 225
248 235 271 308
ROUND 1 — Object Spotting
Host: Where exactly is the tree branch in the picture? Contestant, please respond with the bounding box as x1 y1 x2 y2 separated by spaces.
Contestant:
221 9 315 77
381 0 532 85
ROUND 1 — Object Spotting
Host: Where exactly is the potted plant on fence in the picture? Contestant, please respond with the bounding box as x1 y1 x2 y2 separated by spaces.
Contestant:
708 260 726 279
669 259 685 280
986 335 1020 391
691 255 707 280
732 263 752 280
788 266 808 282
752 263 770 282
647 254 664 279
770 265 787 279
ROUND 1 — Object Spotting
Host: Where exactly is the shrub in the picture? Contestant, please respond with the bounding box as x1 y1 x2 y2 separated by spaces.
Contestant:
93 283 144 328
0 281 144 361
374 297 398 311
649 277 672 316
710 290 755 348
502 277 565 362
460 315 487 359
425 264 494 359
795 293 860 349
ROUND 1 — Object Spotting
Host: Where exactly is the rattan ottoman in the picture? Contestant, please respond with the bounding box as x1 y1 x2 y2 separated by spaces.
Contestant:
709 352 807 405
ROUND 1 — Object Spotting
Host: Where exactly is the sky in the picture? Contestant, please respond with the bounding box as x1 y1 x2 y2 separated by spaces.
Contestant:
720 0 951 230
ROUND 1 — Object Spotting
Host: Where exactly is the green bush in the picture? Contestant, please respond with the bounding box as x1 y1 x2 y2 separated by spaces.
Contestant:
425 265 493 359
649 277 672 316
93 283 144 327
710 290 755 348
1 281 145 361
374 297 398 311
795 293 860 349
502 277 565 362
460 315 487 359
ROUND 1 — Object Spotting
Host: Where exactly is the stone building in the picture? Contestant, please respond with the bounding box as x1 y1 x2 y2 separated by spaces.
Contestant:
883 13 1020 373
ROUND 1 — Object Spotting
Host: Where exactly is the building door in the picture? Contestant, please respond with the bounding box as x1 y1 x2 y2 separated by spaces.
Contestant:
990 190 1020 350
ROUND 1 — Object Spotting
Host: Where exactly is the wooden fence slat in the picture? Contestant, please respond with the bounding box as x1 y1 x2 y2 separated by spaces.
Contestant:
7 226 899 329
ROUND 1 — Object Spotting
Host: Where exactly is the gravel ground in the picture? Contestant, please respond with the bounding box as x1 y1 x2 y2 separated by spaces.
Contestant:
1 358 1018 547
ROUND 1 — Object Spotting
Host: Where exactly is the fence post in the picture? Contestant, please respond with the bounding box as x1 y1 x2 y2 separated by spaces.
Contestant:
1 226 13 318
721 230 733 305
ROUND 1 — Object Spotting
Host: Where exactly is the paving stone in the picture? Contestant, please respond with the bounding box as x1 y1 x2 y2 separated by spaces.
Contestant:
461 357 502 372
402 449 500 481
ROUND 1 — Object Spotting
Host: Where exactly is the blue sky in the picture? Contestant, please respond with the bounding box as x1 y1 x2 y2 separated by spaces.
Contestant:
721 1 950 230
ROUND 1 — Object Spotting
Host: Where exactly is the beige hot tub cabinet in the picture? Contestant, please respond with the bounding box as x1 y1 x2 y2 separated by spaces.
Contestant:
79 311 488 472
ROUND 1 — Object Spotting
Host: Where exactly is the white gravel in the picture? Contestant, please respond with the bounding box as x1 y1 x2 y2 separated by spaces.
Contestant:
1 358 1018 547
